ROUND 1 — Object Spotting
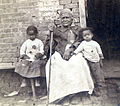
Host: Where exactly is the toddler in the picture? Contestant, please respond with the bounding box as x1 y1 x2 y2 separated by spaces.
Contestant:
74 27 105 96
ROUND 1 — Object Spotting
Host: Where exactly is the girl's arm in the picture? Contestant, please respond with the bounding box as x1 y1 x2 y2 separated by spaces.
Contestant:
35 40 44 59
20 41 30 59
20 42 27 56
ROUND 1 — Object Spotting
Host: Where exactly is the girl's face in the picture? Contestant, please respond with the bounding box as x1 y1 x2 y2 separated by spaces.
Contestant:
27 30 37 40
29 34 36 40
82 30 93 41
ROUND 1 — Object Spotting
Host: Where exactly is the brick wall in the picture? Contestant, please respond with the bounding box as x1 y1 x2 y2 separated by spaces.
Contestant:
60 0 80 25
0 0 80 64
0 0 81 94
0 0 60 64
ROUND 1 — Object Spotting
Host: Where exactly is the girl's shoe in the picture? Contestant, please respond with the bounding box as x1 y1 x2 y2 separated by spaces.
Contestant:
20 79 27 87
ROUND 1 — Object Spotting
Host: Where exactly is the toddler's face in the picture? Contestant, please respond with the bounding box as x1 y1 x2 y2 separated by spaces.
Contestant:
82 30 93 41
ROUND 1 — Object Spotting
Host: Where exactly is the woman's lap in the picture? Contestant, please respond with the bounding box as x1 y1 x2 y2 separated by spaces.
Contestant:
46 51 94 103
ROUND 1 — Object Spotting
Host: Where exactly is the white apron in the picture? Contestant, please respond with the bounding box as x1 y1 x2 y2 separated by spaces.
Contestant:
46 51 94 103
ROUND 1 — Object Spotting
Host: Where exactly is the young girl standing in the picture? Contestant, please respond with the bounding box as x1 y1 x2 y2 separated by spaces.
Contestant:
15 25 44 87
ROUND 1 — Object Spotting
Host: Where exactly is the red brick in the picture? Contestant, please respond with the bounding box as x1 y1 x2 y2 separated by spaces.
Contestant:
0 39 3 43
3 8 18 13
71 0 78 3
4 29 11 33
0 5 4 8
28 1 38 6
59 0 71 5
2 0 10 3
0 58 2 62
12 43 20 47
0 0 81 64
0 34 13 38
13 2 29 7
0 44 11 48
3 19 18 23
72 8 79 13
1 13 25 19
0 10 3 15
12 28 18 32
3 38 13 43
64 3 78 9
0 24 4 28
2 57 17 63
2 4 13 8
73 17 80 23
0 53 15 58
13 0 16 3
0 29 4 33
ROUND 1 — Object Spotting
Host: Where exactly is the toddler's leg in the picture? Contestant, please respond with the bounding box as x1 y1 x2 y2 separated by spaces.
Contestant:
93 62 105 88
88 61 105 96
35 78 40 87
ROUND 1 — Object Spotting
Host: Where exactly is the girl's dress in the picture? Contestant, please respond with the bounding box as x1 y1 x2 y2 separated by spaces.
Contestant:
15 38 45 78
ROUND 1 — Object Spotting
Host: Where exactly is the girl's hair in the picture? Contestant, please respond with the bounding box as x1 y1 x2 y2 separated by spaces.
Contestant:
26 25 38 35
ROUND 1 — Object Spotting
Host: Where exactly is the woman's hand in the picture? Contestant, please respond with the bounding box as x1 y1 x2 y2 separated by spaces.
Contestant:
48 23 55 32
71 52 77 56
63 48 73 60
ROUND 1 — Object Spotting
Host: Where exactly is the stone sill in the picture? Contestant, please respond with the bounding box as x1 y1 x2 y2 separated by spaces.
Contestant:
0 63 15 70
0 63 120 79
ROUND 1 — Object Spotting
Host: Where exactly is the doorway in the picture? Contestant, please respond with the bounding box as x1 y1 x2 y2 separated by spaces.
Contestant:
87 0 120 60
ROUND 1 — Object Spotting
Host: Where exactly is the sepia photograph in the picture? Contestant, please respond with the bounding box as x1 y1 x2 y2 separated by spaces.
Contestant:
0 0 120 106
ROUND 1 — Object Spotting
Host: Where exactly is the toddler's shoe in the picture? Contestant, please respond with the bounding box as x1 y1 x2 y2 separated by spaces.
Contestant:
35 80 40 87
94 91 101 97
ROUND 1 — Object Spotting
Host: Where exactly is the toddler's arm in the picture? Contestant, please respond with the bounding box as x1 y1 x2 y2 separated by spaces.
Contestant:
99 54 104 68
96 42 104 67
99 54 104 59
96 42 104 58
74 42 83 54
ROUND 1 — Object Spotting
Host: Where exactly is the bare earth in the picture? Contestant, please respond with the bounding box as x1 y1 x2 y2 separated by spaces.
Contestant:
0 59 120 106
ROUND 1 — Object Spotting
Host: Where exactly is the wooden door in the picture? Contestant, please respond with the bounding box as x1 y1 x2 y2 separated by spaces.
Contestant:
87 0 120 59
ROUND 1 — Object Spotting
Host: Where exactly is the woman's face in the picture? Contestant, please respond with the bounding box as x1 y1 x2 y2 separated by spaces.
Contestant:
61 13 73 27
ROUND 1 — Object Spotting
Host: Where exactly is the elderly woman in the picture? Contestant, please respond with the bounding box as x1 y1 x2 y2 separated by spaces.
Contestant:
44 9 94 103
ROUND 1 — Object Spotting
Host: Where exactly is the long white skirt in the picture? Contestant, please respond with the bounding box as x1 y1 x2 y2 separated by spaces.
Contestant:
46 51 94 103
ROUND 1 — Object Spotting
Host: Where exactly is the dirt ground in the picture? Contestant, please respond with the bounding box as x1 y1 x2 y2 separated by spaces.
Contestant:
0 59 120 106
0 79 120 106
